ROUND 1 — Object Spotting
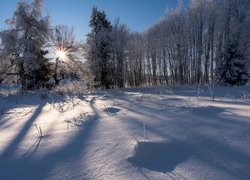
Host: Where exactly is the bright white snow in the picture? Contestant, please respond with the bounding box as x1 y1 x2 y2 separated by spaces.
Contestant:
0 86 249 180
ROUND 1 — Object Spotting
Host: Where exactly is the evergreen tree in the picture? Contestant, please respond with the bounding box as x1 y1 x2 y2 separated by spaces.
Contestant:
216 39 248 86
0 0 51 90
85 7 113 89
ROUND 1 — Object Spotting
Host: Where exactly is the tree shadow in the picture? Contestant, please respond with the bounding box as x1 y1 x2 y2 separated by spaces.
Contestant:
124 112 250 179
0 96 99 180
0 91 48 122
115 96 250 179
1 101 46 157
190 106 225 118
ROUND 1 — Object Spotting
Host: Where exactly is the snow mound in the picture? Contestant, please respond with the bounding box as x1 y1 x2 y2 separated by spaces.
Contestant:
127 140 194 173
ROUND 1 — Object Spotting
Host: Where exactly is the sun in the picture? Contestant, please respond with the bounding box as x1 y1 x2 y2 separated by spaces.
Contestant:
56 49 67 60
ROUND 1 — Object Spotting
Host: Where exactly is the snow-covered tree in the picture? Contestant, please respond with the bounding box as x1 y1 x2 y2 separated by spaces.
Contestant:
81 0 249 88
84 7 113 89
0 0 51 90
216 39 248 86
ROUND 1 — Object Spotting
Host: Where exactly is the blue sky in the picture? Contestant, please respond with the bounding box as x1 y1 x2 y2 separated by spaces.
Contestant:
0 0 188 40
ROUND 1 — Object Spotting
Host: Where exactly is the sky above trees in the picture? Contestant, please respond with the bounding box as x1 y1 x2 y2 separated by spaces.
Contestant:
0 0 188 40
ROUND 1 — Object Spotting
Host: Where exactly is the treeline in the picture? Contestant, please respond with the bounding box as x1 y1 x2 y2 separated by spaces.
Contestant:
84 0 250 88
0 0 249 90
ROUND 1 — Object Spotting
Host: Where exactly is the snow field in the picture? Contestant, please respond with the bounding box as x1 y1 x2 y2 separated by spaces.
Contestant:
0 85 249 180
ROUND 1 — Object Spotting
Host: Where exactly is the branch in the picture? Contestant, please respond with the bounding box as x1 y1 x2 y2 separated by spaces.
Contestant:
4 72 20 76
6 63 16 70
60 61 75 72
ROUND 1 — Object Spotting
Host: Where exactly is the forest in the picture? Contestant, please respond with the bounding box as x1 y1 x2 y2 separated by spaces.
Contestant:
0 0 249 90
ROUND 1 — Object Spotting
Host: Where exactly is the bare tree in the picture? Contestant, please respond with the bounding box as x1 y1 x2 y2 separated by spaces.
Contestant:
111 19 129 88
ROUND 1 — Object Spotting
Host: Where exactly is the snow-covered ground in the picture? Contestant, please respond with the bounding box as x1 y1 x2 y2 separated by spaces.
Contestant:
0 85 249 180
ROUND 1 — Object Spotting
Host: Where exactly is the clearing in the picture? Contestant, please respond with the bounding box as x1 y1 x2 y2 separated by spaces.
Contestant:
0 85 249 180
